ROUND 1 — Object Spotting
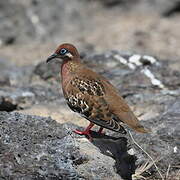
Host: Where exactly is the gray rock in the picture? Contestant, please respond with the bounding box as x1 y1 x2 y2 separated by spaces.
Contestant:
0 87 36 111
131 100 180 175
0 58 62 111
0 84 63 112
0 112 80 179
0 98 179 179
0 111 135 180
0 58 34 87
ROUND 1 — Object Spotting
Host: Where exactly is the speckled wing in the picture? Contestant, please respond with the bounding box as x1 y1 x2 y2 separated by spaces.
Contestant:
64 67 149 133
64 75 126 134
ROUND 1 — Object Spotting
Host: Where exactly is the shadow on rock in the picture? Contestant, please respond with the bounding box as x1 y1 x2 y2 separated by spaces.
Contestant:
87 131 136 180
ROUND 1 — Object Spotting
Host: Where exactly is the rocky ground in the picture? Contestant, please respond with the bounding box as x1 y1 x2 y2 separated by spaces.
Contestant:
0 0 180 180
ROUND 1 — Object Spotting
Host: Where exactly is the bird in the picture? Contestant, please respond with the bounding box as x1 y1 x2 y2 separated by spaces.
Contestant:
46 43 150 140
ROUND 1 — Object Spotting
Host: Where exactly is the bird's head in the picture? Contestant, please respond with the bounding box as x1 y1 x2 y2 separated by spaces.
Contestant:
46 43 80 63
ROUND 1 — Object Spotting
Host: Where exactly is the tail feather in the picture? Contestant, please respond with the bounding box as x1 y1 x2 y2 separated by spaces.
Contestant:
116 111 151 133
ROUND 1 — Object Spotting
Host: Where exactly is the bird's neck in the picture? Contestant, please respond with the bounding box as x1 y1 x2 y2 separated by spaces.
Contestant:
61 59 81 84
61 59 80 74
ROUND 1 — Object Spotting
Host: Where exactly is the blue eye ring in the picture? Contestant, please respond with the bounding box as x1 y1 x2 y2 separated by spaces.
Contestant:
60 48 67 55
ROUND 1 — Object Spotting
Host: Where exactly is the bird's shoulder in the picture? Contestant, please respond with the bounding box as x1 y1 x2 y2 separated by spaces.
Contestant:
69 66 120 96
78 67 131 110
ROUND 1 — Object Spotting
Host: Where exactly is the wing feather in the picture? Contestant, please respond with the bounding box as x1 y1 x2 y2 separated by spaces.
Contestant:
64 67 149 133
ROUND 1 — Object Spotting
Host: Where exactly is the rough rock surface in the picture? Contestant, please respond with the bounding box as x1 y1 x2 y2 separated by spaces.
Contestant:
131 100 180 176
0 111 136 180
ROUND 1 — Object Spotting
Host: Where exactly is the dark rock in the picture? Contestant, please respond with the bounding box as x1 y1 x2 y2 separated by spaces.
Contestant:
0 111 134 179
162 1 180 17
98 0 180 16
0 96 17 112
98 0 135 7
0 112 81 179
140 0 180 16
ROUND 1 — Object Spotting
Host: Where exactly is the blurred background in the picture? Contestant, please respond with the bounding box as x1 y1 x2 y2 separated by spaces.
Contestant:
0 0 180 65
0 1 180 179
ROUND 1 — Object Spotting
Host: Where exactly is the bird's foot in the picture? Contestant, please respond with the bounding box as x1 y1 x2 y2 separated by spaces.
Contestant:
73 122 94 141
73 129 93 141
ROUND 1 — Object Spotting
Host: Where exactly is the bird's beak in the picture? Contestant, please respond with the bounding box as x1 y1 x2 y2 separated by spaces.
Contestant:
46 53 58 63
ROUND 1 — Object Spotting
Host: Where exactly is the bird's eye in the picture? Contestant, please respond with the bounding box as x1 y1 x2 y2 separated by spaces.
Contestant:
60 48 67 55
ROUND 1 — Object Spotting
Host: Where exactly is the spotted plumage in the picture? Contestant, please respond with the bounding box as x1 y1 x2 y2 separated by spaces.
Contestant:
65 90 126 134
70 77 105 96
46 43 150 140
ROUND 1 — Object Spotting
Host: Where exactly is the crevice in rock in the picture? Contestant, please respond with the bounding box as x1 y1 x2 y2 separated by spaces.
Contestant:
88 131 136 180
72 155 89 166
0 97 18 112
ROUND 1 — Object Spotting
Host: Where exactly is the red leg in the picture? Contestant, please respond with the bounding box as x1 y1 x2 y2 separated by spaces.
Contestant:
98 127 105 134
73 122 94 140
